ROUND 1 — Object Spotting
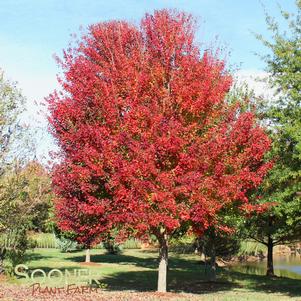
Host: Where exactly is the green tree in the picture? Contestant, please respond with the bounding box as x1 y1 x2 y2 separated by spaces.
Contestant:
248 1 301 276
21 161 53 232
0 70 25 174
197 206 243 282
0 161 52 273
0 71 52 273
0 71 26 272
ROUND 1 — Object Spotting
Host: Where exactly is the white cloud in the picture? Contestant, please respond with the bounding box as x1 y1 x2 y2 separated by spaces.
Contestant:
233 69 276 102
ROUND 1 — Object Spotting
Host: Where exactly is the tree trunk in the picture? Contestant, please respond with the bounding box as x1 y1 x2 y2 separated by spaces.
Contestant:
85 248 91 263
209 244 216 282
157 234 168 292
0 248 5 274
266 236 274 276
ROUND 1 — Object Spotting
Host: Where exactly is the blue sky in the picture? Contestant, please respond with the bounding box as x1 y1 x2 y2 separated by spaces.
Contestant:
0 0 297 160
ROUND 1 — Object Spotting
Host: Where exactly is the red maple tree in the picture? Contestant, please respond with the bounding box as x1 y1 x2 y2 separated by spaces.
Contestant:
48 10 271 292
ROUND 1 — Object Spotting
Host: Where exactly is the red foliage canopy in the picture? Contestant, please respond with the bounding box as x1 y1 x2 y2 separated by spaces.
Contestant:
48 10 271 246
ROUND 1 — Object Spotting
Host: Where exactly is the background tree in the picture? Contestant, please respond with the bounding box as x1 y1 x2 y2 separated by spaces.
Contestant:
52 226 80 253
0 160 52 273
0 71 26 273
48 10 271 292
0 71 52 273
0 70 25 174
247 1 301 276
196 205 245 282
21 161 53 232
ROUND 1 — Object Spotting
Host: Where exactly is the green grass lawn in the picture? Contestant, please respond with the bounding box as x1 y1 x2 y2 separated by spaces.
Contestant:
5 248 301 300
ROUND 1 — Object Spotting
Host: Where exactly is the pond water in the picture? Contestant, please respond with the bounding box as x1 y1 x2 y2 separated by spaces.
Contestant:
230 254 301 279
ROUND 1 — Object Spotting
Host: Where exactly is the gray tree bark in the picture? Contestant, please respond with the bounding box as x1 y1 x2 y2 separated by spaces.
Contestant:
157 234 168 292
85 248 91 263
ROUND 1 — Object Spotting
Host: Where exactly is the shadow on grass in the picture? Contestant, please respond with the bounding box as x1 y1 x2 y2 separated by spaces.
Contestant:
99 269 240 294
99 268 301 296
65 253 200 270
25 252 54 262
66 253 158 268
